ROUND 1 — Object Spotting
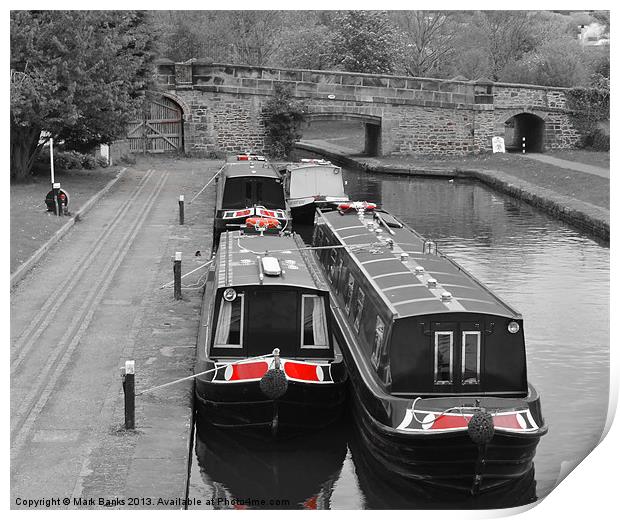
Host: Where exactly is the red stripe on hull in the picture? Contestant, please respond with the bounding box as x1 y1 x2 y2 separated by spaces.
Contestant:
229 361 268 381
285 361 320 381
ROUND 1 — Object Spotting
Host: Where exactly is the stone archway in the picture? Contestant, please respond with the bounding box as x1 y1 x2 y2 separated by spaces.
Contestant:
303 111 383 156
504 112 546 153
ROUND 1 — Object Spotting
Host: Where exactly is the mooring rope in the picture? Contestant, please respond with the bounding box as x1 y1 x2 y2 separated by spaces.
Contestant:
189 164 225 204
159 258 215 289
409 397 480 426
235 235 387 256
136 352 276 396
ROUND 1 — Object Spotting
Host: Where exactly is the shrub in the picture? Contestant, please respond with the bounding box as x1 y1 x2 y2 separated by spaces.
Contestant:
96 156 109 168
566 87 610 149
120 153 136 165
54 151 82 170
80 154 97 169
262 83 306 160
52 150 100 170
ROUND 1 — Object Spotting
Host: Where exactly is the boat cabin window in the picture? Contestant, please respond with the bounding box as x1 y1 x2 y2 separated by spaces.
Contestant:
344 273 355 313
301 295 329 349
352 289 365 333
328 249 337 282
371 316 385 369
461 331 481 384
222 178 285 210
434 331 453 385
214 293 244 348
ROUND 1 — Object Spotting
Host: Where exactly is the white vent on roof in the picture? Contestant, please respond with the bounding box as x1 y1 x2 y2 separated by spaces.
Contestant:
427 278 437 288
261 257 281 276
415 266 424 275
441 291 452 302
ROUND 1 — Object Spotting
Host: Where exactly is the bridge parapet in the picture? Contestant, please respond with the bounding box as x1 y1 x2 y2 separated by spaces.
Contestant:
157 62 485 109
153 61 579 156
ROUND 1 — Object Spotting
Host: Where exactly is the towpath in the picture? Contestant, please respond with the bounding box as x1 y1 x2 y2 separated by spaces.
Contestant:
523 153 609 179
11 157 220 509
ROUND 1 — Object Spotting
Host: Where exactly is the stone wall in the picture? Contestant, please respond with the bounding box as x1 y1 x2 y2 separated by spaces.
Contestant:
155 61 582 157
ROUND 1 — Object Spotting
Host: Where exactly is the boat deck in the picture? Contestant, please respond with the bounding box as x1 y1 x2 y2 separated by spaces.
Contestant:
320 209 520 319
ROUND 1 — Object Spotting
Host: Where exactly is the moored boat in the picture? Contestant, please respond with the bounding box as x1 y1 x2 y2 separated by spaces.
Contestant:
312 202 547 494
212 154 290 250
195 221 347 436
283 159 349 224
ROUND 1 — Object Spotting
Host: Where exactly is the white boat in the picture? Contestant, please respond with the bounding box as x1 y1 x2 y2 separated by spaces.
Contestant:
283 159 349 224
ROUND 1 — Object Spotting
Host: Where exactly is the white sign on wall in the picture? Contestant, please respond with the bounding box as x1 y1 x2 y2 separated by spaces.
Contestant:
492 136 506 153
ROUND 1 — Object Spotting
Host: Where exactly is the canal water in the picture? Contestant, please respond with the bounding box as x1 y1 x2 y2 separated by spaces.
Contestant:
187 166 609 509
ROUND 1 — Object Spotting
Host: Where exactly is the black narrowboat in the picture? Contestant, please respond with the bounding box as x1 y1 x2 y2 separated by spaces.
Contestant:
195 223 347 436
282 159 349 224
312 203 547 494
212 154 290 249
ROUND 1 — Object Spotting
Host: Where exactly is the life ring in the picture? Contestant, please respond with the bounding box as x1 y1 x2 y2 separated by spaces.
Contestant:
337 201 377 214
245 217 280 229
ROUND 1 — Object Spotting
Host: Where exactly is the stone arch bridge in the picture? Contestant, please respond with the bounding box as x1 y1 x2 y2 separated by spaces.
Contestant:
150 60 580 157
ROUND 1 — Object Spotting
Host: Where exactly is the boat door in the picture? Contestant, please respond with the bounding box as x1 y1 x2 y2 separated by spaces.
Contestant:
432 321 482 392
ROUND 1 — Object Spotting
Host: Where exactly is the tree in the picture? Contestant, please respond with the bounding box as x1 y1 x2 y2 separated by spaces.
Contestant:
394 11 457 77
276 24 332 70
328 11 399 74
500 38 589 87
478 11 537 80
10 11 154 181
225 11 285 66
262 84 305 159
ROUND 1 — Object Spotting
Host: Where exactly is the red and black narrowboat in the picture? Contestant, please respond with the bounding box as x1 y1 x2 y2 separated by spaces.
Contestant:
212 154 290 249
282 159 349 225
195 222 347 436
312 203 547 494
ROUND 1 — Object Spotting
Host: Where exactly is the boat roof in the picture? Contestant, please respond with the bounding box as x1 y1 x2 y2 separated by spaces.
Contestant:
216 230 328 292
319 209 521 320
222 160 281 180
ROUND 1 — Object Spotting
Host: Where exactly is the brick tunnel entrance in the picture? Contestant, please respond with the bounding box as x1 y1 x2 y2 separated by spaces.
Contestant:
504 113 545 153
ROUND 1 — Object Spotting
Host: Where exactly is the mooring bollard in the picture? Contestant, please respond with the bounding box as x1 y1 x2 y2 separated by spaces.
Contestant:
173 252 182 300
179 195 185 225
522 136 526 154
122 360 136 430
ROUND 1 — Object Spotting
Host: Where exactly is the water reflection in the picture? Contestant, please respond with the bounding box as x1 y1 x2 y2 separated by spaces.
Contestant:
190 421 348 509
189 163 609 508
348 425 538 509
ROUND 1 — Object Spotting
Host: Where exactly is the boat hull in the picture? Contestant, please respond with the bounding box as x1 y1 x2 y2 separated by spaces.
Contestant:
333 304 546 494
348 421 538 508
290 203 316 225
195 375 347 436
350 392 543 494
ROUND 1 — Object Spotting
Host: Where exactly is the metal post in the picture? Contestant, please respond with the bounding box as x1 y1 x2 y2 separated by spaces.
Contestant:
49 137 55 185
179 195 185 225
173 252 182 300
53 182 61 217
522 136 526 154
123 360 135 429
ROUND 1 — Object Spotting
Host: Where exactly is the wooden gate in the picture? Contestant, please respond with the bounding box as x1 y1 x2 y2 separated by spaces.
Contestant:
127 95 183 153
